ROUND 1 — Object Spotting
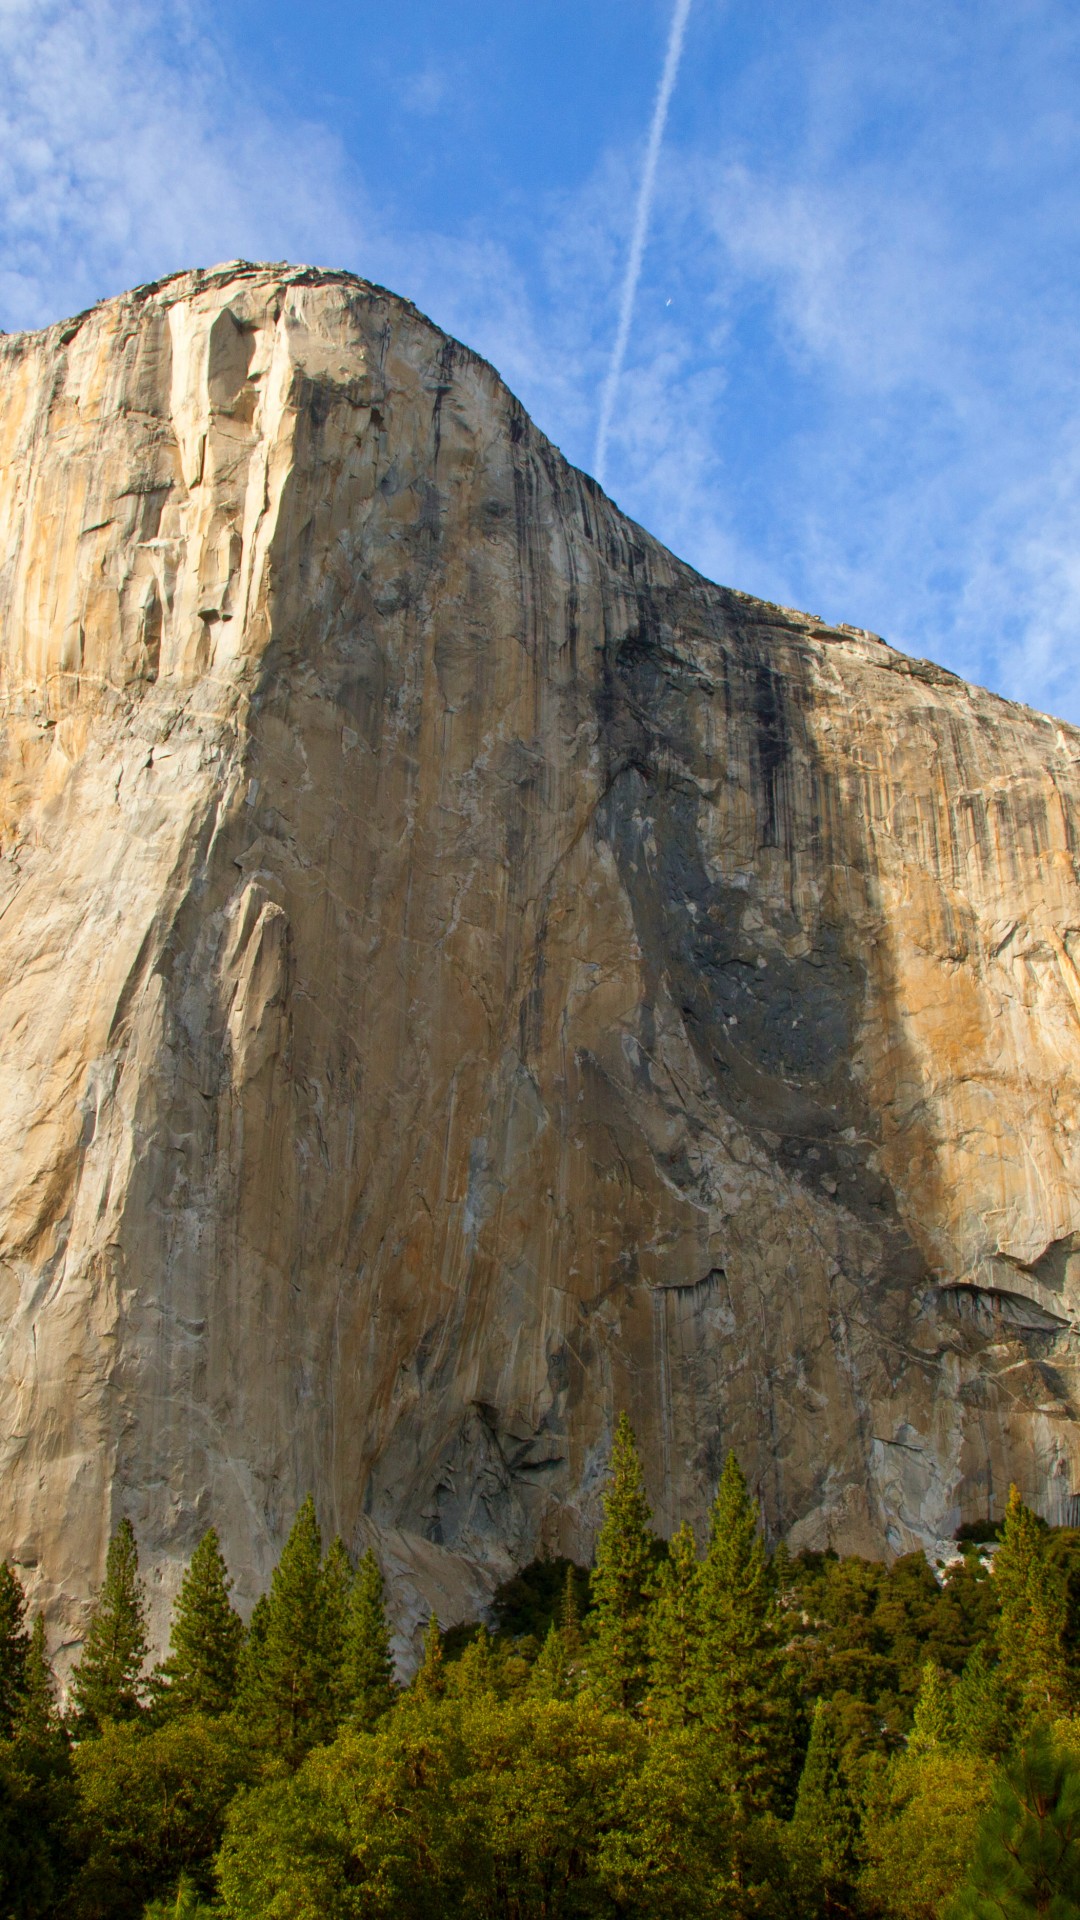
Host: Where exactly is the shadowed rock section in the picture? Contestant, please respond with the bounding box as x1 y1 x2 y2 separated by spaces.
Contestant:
1 261 1080 1658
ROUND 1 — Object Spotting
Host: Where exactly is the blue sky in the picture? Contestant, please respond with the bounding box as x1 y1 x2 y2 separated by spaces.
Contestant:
3 2 1080 721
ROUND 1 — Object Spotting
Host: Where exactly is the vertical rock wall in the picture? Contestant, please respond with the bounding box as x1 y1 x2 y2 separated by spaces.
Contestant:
1 263 1079 1657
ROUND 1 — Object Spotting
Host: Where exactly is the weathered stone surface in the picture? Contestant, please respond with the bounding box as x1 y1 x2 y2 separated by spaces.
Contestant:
2 261 1080 1662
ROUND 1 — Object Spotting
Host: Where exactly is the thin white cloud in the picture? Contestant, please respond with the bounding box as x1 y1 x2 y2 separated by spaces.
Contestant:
3 0 1080 727
593 0 693 487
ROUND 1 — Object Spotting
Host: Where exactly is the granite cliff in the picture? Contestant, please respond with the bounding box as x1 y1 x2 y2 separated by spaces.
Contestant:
2 261 1079 1661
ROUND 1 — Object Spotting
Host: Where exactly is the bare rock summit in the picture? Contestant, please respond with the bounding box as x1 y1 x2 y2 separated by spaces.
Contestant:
2 262 1079 1658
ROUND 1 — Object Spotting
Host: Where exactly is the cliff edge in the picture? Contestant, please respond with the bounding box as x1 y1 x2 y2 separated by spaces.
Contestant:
2 262 1078 1657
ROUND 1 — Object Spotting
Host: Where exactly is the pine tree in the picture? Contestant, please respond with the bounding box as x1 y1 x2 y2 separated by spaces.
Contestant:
948 1725 1080 1918
412 1613 445 1700
70 1517 149 1730
694 1453 794 1821
19 1614 59 1742
452 1626 497 1701
236 1496 335 1761
589 1413 655 1713
341 1548 395 1728
909 1659 957 1758
995 1484 1071 1719
560 1564 583 1654
790 1698 858 1900
954 1644 1010 1760
0 1561 30 1736
319 1535 353 1728
527 1622 572 1702
157 1528 245 1718
646 1522 701 1729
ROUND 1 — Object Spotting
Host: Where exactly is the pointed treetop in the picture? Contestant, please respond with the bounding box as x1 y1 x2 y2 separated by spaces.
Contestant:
413 1613 445 1700
0 1561 30 1737
341 1547 396 1727
590 1412 655 1713
158 1527 244 1718
70 1517 149 1731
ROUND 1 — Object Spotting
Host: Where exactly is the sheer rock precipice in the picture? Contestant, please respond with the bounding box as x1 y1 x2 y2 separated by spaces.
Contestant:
2 261 1080 1659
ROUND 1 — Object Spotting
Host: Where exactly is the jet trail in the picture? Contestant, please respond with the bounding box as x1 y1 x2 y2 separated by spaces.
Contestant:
593 0 693 489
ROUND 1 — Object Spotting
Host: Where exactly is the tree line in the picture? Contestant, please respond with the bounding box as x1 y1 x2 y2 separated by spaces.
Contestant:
2 1415 1080 1916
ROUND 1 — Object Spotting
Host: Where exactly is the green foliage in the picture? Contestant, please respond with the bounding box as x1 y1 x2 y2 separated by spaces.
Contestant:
340 1548 395 1728
590 1412 656 1713
0 1563 30 1738
71 1520 149 1732
646 1521 701 1730
235 1496 338 1762
909 1661 958 1758
142 1872 216 1918
947 1725 1080 1919
695 1452 795 1821
789 1698 859 1899
157 1529 244 1720
995 1486 1072 1721
860 1750 994 1919
20 1615 61 1745
69 1714 253 1920
490 1555 592 1643
598 1725 732 1918
0 1731 79 1919
952 1643 1009 1760
413 1612 446 1701
28 1457 1080 1919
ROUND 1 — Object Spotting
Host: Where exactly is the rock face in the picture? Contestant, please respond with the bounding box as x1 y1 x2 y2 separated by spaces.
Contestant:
2 261 1080 1659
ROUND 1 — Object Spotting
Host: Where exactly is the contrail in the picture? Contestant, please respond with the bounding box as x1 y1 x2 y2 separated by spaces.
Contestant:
593 0 693 488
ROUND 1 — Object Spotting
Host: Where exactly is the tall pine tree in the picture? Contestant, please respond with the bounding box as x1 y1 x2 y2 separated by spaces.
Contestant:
412 1613 445 1700
789 1698 858 1905
19 1614 59 1743
949 1725 1080 1918
237 1496 336 1762
909 1659 957 1758
589 1413 655 1713
70 1517 149 1730
995 1484 1071 1719
646 1522 701 1729
157 1528 245 1718
0 1561 29 1736
341 1548 395 1728
319 1536 353 1728
694 1452 794 1821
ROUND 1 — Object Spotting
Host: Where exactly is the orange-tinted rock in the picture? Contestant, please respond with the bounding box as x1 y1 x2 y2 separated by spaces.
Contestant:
1 263 1078 1659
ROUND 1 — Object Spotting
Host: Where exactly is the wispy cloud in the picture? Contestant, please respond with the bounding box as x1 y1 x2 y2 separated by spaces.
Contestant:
3 0 1080 724
593 0 693 487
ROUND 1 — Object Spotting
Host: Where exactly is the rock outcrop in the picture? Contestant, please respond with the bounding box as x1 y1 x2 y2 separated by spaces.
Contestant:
2 261 1080 1660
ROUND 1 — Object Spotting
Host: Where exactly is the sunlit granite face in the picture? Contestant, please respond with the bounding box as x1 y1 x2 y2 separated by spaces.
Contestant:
1 261 1079 1664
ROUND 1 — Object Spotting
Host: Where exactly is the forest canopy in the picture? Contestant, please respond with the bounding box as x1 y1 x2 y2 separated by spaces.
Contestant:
1 1420 1078 1919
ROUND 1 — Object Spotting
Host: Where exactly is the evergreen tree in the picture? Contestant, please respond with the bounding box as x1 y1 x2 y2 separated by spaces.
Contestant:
412 1613 445 1701
319 1536 353 1729
694 1452 794 1821
953 1644 1010 1760
589 1413 655 1713
995 1484 1071 1719
909 1659 957 1758
70 1518 149 1730
528 1623 572 1702
340 1548 395 1728
948 1725 1080 1918
19 1615 60 1743
236 1496 335 1761
646 1522 701 1729
560 1564 583 1654
790 1697 858 1903
0 1561 29 1736
157 1529 244 1719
